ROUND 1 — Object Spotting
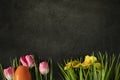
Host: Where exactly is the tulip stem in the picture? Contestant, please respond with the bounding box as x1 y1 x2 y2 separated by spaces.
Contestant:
45 75 47 80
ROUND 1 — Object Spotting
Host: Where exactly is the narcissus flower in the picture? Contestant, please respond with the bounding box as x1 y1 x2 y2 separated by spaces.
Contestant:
4 66 14 80
84 55 97 63
20 55 35 68
64 60 81 70
39 61 49 75
81 61 91 69
81 55 97 69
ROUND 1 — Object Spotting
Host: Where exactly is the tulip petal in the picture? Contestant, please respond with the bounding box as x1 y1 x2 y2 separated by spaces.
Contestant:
39 61 49 75
4 67 14 80
20 56 28 67
25 55 35 68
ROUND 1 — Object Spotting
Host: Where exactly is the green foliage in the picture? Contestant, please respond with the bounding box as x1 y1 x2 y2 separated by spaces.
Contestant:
59 52 120 80
10 57 20 68
0 64 6 80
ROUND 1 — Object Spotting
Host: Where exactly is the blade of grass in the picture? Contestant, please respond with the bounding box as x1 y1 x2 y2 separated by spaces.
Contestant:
105 54 115 80
0 64 6 80
83 68 89 80
34 57 40 80
68 68 77 80
49 58 53 80
79 67 83 80
58 64 70 80
115 54 120 80
98 52 105 80
93 65 97 80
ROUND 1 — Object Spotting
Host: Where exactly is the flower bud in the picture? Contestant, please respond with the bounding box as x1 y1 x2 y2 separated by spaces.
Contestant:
20 55 35 68
39 61 49 75
4 66 14 80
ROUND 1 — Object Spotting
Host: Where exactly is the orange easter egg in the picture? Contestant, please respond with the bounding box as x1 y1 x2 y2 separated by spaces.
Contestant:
14 66 31 80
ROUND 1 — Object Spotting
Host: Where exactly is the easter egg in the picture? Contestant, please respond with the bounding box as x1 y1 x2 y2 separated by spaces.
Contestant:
14 66 31 80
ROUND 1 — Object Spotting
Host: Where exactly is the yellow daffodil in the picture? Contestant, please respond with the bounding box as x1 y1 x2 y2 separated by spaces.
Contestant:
84 55 97 64
64 61 72 70
72 61 81 68
64 60 81 70
81 55 97 69
81 61 91 69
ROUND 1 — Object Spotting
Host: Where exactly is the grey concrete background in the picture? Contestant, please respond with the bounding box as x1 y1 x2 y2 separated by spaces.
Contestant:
0 0 120 79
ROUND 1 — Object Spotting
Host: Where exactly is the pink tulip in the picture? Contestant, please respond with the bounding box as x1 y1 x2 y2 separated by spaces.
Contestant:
20 56 28 67
39 61 49 75
20 55 35 68
25 55 35 68
4 66 14 80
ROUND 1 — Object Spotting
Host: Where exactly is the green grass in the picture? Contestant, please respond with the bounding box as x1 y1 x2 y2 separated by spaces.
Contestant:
59 52 120 80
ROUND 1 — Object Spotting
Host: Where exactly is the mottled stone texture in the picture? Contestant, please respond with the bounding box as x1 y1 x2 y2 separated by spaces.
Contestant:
0 0 120 79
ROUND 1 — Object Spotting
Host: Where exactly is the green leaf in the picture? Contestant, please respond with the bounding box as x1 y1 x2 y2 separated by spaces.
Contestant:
49 58 53 80
93 65 97 80
58 64 71 80
105 54 115 80
0 64 6 80
115 54 120 80
68 68 77 80
79 67 83 80
34 56 40 80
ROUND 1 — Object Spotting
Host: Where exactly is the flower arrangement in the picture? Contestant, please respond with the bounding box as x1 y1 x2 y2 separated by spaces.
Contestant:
0 54 53 80
58 52 120 80
0 52 120 80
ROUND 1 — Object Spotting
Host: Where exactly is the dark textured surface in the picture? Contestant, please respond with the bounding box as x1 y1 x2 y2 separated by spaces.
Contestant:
0 0 120 79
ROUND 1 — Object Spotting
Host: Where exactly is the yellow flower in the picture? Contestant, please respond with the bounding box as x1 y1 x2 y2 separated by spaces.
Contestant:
84 55 97 64
81 55 97 69
64 61 72 70
81 61 91 69
64 60 81 70
72 61 81 68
